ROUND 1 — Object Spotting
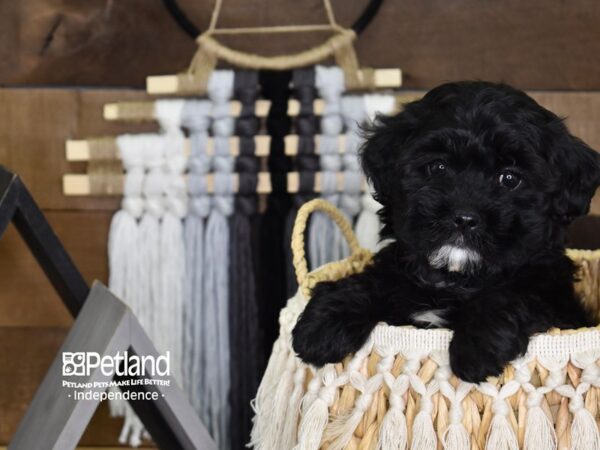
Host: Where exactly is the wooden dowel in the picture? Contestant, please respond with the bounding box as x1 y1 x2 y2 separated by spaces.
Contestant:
62 172 367 196
65 134 357 160
103 92 422 124
65 136 272 161
286 172 368 193
146 68 402 95
102 99 325 121
63 172 273 195
102 92 421 124
283 135 348 155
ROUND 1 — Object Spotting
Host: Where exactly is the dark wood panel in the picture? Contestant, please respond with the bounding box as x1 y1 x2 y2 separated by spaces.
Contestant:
0 210 112 327
0 327 136 446
0 88 157 211
2 1 600 89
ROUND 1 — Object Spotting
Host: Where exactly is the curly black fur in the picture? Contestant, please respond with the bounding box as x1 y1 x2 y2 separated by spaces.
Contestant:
293 81 600 382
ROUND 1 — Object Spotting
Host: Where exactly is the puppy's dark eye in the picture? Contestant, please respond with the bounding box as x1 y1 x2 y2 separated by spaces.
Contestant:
498 170 521 190
428 160 447 176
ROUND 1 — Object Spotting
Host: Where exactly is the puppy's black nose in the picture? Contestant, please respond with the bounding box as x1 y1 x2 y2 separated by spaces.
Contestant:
453 211 480 230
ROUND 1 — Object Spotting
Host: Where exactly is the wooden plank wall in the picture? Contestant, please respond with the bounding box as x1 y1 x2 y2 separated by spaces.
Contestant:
1 0 600 446
2 0 600 89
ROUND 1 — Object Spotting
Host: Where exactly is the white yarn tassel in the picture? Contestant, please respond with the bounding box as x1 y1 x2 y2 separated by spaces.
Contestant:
295 396 330 450
411 410 437 450
280 365 307 449
378 404 407 450
478 382 519 450
261 352 299 449
485 413 518 450
253 338 289 410
523 405 556 450
443 423 470 450
301 369 323 415
571 406 600 450
378 366 409 450
555 383 600 450
440 379 472 450
324 373 382 450
295 365 339 450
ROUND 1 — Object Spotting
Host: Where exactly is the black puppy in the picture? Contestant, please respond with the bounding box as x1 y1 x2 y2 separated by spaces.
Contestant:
292 81 600 383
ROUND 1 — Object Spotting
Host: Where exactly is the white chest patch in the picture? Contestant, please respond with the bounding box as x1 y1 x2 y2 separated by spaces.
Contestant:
411 309 448 328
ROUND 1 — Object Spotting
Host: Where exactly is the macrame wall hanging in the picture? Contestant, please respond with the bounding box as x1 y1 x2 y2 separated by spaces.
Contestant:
61 1 407 448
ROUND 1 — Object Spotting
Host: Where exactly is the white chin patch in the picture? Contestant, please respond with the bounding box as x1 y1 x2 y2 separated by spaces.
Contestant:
428 245 481 273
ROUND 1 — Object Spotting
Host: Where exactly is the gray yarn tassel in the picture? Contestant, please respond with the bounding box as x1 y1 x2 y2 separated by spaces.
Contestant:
309 66 346 269
203 174 234 449
337 95 367 257
181 100 212 414
202 70 234 450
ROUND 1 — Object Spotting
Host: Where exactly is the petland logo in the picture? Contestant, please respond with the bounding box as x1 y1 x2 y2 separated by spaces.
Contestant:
62 351 170 377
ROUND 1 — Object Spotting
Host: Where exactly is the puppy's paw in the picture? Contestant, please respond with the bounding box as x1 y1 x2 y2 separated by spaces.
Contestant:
292 316 357 367
292 281 377 367
449 329 525 383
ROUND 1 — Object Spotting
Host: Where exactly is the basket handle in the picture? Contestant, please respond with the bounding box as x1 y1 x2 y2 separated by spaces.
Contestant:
291 199 363 286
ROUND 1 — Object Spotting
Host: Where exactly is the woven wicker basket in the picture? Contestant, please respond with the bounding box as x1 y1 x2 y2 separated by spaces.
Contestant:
250 199 600 450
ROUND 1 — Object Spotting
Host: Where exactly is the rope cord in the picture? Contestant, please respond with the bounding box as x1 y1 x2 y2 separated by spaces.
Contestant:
162 0 384 38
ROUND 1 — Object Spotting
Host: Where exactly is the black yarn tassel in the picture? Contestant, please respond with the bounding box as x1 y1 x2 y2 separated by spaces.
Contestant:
285 68 319 297
229 71 263 450
257 70 293 352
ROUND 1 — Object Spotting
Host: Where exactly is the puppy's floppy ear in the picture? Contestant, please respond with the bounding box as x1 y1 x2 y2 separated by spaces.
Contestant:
360 111 417 205
551 133 600 223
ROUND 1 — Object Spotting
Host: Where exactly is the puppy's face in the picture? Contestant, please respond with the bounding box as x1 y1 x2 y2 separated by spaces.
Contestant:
362 82 600 281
